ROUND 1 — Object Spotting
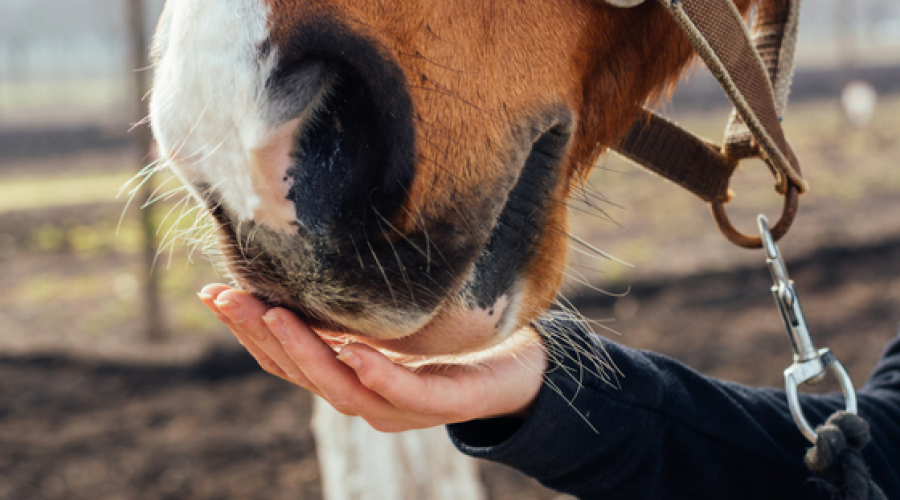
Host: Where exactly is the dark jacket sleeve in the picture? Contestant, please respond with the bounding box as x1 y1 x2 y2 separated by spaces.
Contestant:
447 318 900 500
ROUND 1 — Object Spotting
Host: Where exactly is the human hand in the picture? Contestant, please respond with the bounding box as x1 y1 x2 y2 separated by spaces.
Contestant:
198 284 547 432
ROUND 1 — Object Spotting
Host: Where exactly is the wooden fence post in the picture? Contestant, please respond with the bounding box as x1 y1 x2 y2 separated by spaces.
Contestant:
313 399 486 500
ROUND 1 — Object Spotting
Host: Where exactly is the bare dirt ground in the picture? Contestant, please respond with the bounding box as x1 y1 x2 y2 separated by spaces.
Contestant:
2 237 899 500
1 95 899 499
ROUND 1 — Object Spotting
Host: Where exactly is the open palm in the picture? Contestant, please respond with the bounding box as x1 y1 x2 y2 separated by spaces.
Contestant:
198 285 547 432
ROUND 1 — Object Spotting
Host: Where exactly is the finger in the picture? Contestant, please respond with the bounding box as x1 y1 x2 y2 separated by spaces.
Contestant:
197 286 292 383
214 290 312 385
197 284 235 323
338 343 475 421
269 308 395 417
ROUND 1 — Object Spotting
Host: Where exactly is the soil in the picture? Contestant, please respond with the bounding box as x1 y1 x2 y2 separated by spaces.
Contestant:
2 236 899 500
0 349 322 500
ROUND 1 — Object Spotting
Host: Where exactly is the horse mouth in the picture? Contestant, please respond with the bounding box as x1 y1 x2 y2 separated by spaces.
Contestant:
208 107 573 355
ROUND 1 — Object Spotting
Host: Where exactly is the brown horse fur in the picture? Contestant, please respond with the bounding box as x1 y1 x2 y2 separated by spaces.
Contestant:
150 0 754 359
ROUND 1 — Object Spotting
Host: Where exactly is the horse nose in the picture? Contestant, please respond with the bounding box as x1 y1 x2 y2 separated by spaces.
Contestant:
280 57 415 239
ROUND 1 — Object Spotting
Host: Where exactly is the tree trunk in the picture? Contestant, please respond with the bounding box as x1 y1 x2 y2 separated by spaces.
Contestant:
126 0 165 341
313 399 486 500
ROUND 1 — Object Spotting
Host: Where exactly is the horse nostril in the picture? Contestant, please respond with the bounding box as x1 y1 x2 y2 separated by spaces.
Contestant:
266 60 333 125
284 66 415 238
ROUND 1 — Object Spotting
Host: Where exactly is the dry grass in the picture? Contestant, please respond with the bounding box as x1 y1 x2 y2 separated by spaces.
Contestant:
0 172 134 213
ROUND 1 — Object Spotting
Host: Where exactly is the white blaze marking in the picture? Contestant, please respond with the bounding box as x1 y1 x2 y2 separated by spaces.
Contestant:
150 0 296 231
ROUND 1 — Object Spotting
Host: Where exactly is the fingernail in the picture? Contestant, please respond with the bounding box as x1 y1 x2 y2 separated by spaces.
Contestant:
337 350 362 370
215 299 245 323
263 314 288 344
197 292 215 301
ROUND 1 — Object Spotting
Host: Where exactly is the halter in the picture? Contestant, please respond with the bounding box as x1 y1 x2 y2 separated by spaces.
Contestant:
611 0 805 249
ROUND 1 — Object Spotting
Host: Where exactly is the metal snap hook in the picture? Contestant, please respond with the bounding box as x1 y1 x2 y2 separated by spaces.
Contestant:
758 215 858 443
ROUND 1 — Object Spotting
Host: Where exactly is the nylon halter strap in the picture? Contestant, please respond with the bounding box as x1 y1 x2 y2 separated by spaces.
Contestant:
613 0 807 248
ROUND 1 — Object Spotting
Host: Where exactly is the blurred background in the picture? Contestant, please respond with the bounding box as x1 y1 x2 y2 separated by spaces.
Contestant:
0 0 899 499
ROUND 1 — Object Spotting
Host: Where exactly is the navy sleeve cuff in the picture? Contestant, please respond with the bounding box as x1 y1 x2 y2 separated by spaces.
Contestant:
447 326 660 495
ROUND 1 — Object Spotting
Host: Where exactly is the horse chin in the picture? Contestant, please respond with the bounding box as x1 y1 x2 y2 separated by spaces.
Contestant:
346 292 520 358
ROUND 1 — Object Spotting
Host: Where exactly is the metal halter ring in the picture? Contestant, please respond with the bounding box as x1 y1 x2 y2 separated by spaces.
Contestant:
711 184 800 249
603 0 647 7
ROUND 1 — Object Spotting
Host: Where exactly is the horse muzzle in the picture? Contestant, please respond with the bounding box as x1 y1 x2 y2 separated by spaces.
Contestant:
149 3 575 356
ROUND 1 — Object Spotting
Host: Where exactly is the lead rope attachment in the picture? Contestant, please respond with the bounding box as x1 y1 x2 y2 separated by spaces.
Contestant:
758 216 885 500
805 412 886 500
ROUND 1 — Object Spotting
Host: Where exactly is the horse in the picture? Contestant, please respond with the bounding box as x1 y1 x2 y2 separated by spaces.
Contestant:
148 0 754 360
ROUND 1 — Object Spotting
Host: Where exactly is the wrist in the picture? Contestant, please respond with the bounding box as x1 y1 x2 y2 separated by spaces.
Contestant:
490 330 547 420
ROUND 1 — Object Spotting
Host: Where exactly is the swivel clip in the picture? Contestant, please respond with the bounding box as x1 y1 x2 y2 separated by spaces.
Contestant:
757 215 857 443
